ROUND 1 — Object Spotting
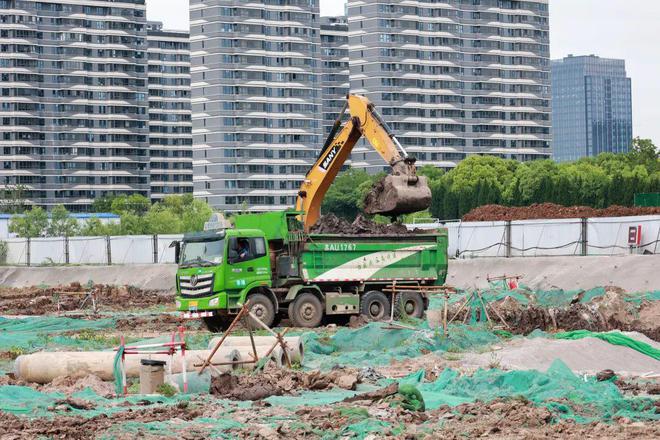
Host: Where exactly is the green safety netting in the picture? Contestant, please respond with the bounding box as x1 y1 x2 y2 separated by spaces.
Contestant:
428 284 659 326
0 316 115 352
301 322 500 370
397 359 659 423
555 330 660 361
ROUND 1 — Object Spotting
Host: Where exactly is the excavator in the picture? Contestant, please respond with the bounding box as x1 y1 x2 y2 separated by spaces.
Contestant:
295 94 432 231
173 94 442 330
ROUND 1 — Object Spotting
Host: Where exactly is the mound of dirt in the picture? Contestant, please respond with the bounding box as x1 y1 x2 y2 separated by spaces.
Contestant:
309 214 410 235
210 367 360 401
448 286 660 340
462 203 660 221
0 283 171 315
40 374 115 398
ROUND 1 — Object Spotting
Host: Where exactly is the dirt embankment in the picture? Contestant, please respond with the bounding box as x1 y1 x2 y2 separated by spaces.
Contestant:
0 283 171 315
452 287 660 340
463 203 660 221
309 214 412 235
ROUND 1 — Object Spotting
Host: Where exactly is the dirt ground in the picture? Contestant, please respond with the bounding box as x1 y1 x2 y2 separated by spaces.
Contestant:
0 283 171 315
0 389 657 439
462 203 660 221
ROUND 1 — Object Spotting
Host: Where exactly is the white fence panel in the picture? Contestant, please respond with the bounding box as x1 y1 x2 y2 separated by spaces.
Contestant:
69 236 107 265
511 219 582 257
588 216 660 256
455 221 508 258
5 238 27 265
110 235 154 264
157 234 183 263
30 237 66 265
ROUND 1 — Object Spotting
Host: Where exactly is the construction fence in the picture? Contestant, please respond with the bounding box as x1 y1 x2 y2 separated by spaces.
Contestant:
1 215 659 266
413 215 660 258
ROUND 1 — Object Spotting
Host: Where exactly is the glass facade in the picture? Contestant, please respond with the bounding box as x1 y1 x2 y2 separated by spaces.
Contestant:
551 55 633 162
189 0 323 212
147 22 193 200
347 0 552 172
0 0 150 211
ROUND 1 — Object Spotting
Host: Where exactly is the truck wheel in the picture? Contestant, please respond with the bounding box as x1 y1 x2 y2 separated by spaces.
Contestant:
290 293 324 328
395 292 425 319
247 293 276 328
360 291 390 321
202 315 229 333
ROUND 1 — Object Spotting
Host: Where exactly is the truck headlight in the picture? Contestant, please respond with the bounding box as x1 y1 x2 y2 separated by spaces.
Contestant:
209 297 219 307
175 300 181 309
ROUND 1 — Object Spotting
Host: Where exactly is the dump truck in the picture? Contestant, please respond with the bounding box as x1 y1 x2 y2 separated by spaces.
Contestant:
174 211 448 330
174 94 447 329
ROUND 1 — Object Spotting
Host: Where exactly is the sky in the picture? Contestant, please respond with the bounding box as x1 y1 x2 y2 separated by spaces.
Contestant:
146 0 659 142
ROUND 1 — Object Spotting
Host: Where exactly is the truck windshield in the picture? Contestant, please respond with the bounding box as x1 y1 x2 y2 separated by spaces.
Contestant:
180 239 224 268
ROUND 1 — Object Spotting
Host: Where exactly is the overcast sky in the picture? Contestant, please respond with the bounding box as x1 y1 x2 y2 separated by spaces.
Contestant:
146 0 659 142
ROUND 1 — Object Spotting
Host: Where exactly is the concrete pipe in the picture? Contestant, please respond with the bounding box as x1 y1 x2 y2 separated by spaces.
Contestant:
13 348 243 384
208 336 304 364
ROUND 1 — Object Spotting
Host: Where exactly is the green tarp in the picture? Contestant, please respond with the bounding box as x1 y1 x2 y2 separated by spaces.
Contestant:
555 330 660 361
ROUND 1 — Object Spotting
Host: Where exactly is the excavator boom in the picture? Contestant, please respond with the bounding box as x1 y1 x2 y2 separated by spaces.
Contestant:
295 95 431 231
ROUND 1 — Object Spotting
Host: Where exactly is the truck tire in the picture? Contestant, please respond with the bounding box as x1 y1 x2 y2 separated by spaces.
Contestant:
290 293 324 328
360 291 390 321
247 293 276 328
394 292 425 319
202 315 230 333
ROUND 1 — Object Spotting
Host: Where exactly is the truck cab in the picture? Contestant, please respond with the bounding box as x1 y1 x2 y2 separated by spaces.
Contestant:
175 226 275 331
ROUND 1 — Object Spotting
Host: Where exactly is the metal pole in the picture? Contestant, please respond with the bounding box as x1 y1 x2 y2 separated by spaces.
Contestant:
106 236 112 265
26 237 30 267
153 234 158 264
64 236 70 264
581 218 588 256
505 220 512 258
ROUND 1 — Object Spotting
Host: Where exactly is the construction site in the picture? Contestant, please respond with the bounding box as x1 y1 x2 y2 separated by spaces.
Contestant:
0 93 657 438
0 246 656 438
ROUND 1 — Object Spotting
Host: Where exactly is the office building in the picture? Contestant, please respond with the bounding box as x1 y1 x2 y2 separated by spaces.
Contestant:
146 21 193 200
190 0 323 212
0 0 150 211
347 0 552 171
552 55 633 162
320 16 349 138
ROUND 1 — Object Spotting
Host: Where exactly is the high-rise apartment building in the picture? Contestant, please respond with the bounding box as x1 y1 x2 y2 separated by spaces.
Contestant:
320 16 349 138
551 55 633 162
190 0 323 212
0 0 150 211
146 21 193 200
347 0 552 172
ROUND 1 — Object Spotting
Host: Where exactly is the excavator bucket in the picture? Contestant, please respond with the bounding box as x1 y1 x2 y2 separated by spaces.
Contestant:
363 174 432 217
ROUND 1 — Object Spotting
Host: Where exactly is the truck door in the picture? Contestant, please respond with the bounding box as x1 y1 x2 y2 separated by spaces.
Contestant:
225 236 271 307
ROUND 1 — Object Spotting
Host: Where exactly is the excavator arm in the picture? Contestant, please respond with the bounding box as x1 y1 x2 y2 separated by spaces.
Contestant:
295 94 431 231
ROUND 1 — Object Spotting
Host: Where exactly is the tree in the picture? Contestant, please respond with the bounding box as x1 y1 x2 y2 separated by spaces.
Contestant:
628 138 659 173
110 194 151 216
9 207 49 238
0 184 29 214
321 169 375 220
417 165 444 182
47 205 79 237
91 195 116 213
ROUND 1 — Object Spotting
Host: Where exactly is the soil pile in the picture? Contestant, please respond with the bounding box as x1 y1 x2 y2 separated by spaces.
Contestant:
462 203 660 221
0 282 171 315
210 367 360 401
309 214 410 235
449 286 660 340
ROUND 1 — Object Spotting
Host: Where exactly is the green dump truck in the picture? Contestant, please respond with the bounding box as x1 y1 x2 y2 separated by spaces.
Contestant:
174 211 448 330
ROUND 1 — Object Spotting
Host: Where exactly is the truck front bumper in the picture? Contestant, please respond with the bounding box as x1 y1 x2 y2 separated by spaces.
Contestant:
176 291 227 318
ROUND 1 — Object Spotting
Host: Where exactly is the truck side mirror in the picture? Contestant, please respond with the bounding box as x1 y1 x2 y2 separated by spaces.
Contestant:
169 241 180 264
